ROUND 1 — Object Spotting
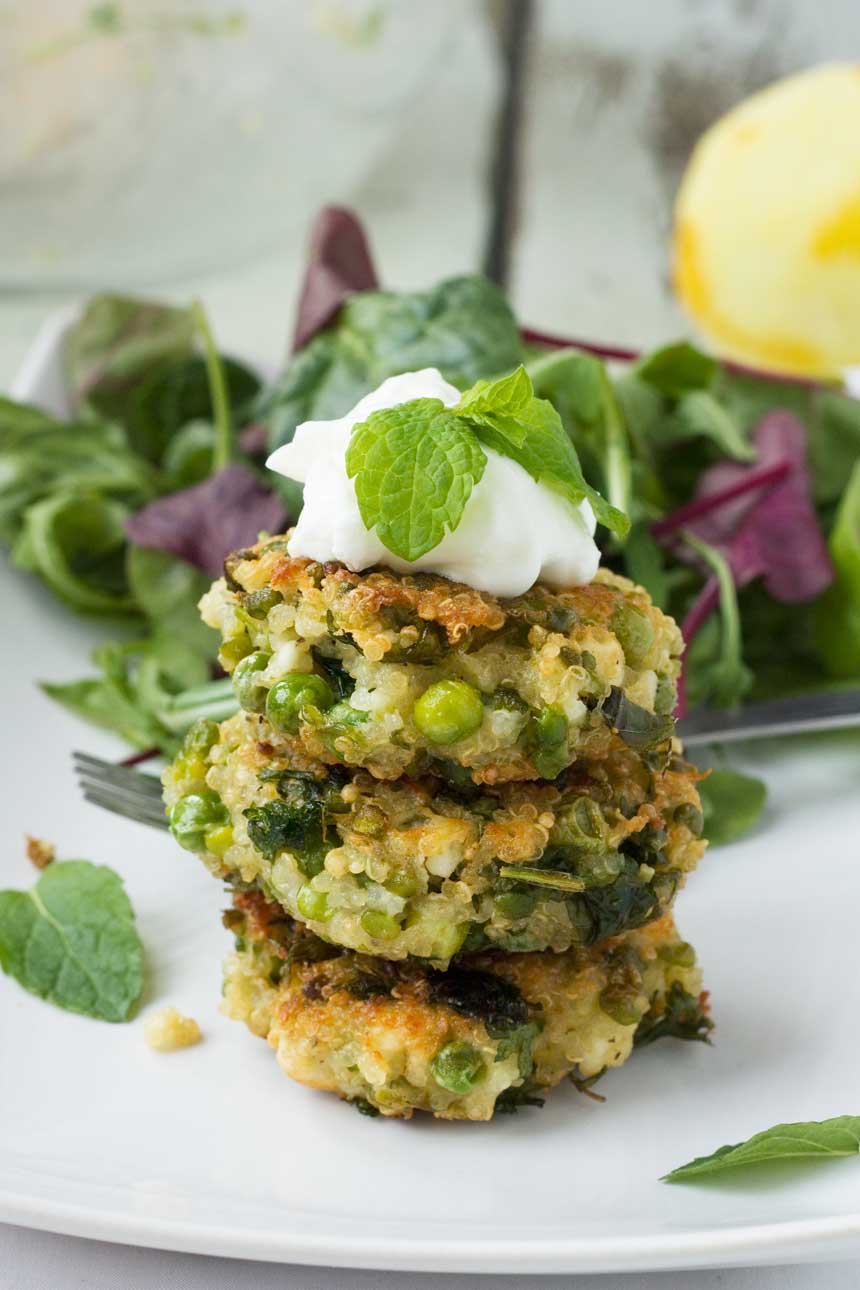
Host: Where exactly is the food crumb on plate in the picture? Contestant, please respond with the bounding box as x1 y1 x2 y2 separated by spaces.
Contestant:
25 835 55 869
143 1007 202 1053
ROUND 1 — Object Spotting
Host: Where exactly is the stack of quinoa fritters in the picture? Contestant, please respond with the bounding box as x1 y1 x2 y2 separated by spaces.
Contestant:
163 533 711 1120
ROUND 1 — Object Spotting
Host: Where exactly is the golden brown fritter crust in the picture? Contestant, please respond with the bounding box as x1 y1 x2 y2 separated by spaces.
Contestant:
223 899 709 1120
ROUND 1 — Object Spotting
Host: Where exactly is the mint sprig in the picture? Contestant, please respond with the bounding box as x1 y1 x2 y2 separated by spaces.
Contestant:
346 398 487 561
663 1116 860 1183
0 860 144 1022
346 368 629 564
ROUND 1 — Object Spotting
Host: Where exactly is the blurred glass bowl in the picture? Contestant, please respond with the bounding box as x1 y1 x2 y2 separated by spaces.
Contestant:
0 0 456 288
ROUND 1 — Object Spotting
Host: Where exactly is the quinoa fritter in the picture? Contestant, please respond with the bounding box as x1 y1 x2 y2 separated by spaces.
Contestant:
164 711 706 965
223 894 710 1121
199 534 683 786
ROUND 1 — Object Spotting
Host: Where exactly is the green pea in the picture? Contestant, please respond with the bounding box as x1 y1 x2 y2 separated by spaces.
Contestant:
221 633 253 667
412 679 484 745
532 706 568 749
353 805 387 837
266 673 334 734
384 870 420 898
181 718 219 759
599 988 643 1027
654 674 677 715
493 891 536 921
658 940 696 968
360 910 402 941
232 651 271 714
430 1042 486 1094
296 884 332 922
673 802 704 837
528 706 569 778
204 823 234 857
611 603 654 667
244 588 281 619
432 921 470 960
170 791 228 852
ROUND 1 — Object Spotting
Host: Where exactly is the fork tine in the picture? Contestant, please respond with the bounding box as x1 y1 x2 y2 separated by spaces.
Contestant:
73 752 165 799
82 788 170 830
76 776 168 813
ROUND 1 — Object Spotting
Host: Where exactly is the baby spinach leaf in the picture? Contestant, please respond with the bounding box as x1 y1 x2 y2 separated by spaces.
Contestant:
0 860 144 1022
635 342 718 397
13 491 137 615
346 399 487 561
663 1116 860 1183
0 409 156 545
259 275 524 455
698 768 767 846
815 461 860 678
672 391 755 462
66 294 196 419
124 354 260 465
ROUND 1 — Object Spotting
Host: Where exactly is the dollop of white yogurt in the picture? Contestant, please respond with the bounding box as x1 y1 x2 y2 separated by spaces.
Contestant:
265 368 600 599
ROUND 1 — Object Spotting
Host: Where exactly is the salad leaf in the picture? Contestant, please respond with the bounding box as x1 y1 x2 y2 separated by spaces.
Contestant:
124 354 260 465
635 341 718 397
698 769 767 846
258 275 524 455
126 546 217 660
0 860 144 1022
663 1116 860 1183
346 399 487 561
0 408 156 545
125 462 286 578
527 350 634 523
66 294 196 419
292 204 379 351
672 391 755 463
681 414 833 605
682 534 752 707
13 492 137 616
815 461 860 678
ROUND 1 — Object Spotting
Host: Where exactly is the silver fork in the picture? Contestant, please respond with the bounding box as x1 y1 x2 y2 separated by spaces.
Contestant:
73 752 169 831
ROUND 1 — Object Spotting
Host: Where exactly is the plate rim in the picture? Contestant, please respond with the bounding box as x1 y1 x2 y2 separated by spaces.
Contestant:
2 1188 860 1272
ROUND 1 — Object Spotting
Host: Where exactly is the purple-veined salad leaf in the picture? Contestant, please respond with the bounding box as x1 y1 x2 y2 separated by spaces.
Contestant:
674 413 834 604
292 205 379 352
125 462 286 579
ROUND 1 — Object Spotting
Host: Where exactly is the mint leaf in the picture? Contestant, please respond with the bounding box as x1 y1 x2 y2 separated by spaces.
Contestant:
0 861 144 1022
346 399 487 561
457 367 629 538
456 365 538 445
663 1117 860 1182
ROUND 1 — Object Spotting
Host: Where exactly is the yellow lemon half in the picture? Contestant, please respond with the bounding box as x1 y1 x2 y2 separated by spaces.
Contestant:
673 62 860 378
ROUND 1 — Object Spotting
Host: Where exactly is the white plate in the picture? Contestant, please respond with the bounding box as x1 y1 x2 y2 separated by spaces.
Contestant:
1 319 859 1274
